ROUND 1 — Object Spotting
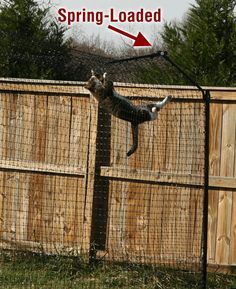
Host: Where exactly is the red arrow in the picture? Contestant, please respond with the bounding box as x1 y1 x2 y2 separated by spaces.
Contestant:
108 25 151 47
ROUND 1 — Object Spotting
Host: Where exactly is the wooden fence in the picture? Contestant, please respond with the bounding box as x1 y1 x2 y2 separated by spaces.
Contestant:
208 88 236 273
0 78 235 273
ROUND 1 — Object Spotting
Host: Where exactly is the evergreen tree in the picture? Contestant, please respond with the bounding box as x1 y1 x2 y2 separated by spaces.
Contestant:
0 0 71 79
162 0 236 86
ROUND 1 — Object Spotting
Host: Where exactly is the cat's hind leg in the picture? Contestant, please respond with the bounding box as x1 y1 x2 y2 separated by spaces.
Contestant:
127 124 139 157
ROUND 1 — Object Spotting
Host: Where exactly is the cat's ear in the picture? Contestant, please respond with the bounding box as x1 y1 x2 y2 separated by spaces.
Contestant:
91 69 95 76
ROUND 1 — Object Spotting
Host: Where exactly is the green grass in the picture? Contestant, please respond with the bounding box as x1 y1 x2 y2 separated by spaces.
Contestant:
0 251 235 289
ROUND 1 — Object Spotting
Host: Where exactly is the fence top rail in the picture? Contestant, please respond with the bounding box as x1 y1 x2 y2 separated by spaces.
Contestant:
0 77 85 86
0 77 235 100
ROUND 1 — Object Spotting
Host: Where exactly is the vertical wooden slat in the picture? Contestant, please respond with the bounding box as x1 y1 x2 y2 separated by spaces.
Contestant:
220 104 236 176
0 172 5 237
6 94 18 161
69 97 91 252
208 189 219 264
82 96 98 254
33 95 47 164
148 184 164 264
216 104 236 264
0 93 6 237
216 191 233 264
49 97 71 248
69 97 88 169
15 174 29 241
12 93 34 241
151 101 168 172
229 192 236 264
209 104 223 175
106 180 128 259
165 102 181 172
56 96 71 166
27 174 44 242
18 94 35 162
231 122 236 264
192 102 205 176
51 176 66 247
41 175 54 246
45 96 59 165
11 95 22 241
208 103 222 264
0 93 7 161
63 178 80 247
2 172 19 241
187 188 203 267
0 93 9 237
158 186 176 265
180 102 198 176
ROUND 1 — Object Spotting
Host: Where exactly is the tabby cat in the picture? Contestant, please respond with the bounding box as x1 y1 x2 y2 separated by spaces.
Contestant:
84 70 172 156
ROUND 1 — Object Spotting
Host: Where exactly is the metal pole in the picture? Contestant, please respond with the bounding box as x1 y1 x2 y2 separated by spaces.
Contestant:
202 90 210 289
162 54 204 92
108 51 163 64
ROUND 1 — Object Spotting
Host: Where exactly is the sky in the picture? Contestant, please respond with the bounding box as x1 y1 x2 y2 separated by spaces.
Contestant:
47 0 196 47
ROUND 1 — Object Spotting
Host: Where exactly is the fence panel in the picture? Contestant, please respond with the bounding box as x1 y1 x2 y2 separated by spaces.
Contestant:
0 79 235 279
97 87 206 271
0 80 95 256
208 96 236 273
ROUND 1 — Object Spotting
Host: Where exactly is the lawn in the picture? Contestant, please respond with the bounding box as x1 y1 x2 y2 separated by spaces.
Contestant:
0 251 235 289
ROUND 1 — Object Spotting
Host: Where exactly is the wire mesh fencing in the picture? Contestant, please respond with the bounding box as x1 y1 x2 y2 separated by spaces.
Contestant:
0 53 209 289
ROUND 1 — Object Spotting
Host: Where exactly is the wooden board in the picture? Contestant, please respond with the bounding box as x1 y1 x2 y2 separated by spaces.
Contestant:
229 192 236 264
33 95 47 164
69 97 90 169
0 81 88 95
215 104 236 264
82 97 99 253
208 190 219 264
209 104 223 175
2 172 19 241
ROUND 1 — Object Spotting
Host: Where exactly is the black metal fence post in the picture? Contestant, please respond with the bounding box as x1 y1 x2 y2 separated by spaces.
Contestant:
202 90 210 289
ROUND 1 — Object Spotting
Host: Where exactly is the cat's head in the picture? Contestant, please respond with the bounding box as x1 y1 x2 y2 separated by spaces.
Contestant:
84 70 106 92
